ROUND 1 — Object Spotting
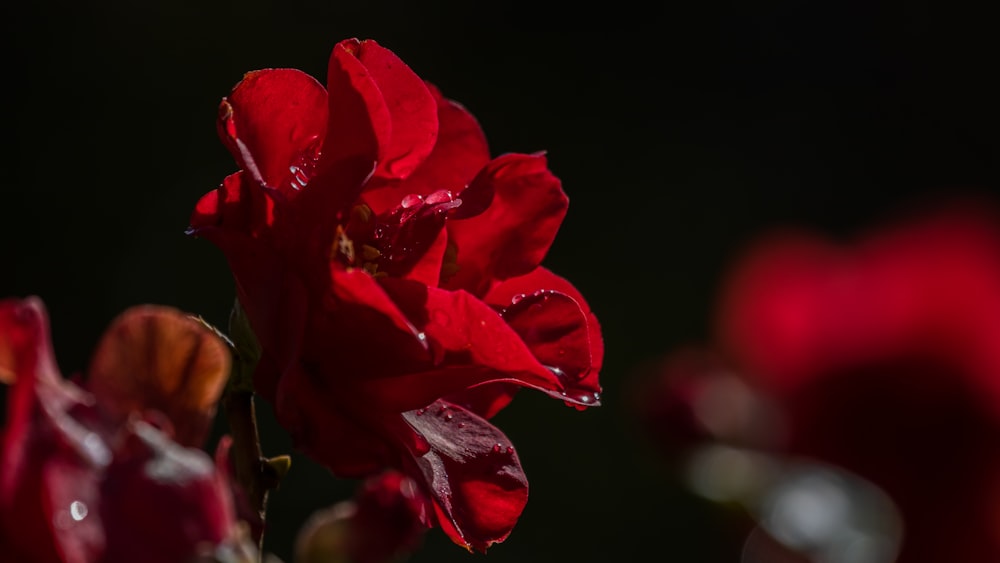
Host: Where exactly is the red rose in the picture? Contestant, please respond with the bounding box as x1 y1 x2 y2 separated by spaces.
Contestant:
0 297 244 563
189 38 603 552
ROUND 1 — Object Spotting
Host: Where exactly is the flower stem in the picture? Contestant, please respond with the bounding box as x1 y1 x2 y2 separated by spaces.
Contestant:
224 389 272 555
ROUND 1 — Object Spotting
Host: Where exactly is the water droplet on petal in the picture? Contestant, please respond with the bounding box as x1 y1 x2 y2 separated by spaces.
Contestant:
401 194 424 209
492 443 502 453
510 293 526 305
70 501 88 521
444 414 453 422
425 190 454 204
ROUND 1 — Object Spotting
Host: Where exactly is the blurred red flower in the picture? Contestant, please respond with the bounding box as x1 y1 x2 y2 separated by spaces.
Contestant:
189 37 603 552
0 297 244 563
295 470 429 563
714 200 1000 562
639 199 1000 562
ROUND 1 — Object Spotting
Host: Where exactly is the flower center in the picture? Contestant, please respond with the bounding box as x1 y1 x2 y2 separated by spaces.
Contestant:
331 190 462 278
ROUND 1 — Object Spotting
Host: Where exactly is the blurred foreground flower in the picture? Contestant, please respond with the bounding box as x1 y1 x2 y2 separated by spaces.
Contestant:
634 199 1000 563
189 37 603 552
295 471 428 563
0 297 255 563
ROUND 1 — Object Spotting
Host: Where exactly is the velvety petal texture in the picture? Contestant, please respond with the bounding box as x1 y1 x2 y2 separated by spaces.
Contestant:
188 37 603 551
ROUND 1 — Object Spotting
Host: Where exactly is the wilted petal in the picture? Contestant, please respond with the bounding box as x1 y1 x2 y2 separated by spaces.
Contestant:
86 306 231 448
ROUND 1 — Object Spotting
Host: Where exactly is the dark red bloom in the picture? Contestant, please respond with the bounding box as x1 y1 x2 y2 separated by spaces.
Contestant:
189 37 603 551
644 200 1000 562
0 297 244 563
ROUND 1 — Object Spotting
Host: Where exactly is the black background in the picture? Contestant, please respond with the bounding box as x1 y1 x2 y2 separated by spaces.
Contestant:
2 1 997 561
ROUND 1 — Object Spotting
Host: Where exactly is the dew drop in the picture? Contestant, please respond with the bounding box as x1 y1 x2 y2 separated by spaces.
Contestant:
492 443 503 453
289 165 309 189
457 422 466 428
510 293 526 305
506 446 514 454
444 414 454 422
70 501 88 522
580 395 591 403
401 194 424 209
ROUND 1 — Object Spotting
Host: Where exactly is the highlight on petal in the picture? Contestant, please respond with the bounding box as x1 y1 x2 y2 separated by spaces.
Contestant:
446 153 569 296
487 267 604 400
86 305 231 447
401 400 527 553
500 289 599 406
348 39 438 180
217 68 328 193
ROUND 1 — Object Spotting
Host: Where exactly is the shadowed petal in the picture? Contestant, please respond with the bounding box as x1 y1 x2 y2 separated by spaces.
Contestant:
402 400 527 553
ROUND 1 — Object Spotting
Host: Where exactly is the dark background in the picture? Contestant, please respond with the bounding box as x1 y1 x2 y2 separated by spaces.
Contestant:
2 1 997 561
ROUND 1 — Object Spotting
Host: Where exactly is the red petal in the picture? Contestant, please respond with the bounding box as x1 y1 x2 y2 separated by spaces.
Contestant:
322 39 390 181
445 153 568 296
401 400 527 553
273 361 404 477
486 268 604 405
189 171 276 237
352 286 592 412
363 83 490 215
0 300 107 563
217 68 328 193
86 306 231 448
101 420 235 563
0 297 59 385
223 240 310 374
350 39 438 181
